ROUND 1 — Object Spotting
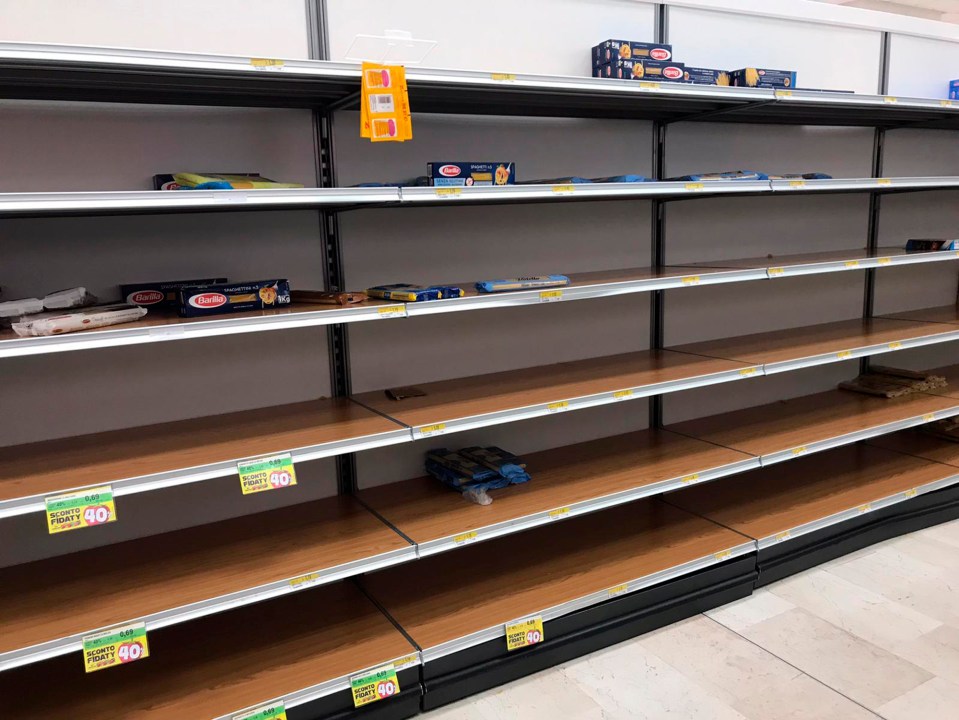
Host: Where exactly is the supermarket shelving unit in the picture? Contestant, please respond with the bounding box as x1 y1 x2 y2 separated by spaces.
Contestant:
5 8 959 719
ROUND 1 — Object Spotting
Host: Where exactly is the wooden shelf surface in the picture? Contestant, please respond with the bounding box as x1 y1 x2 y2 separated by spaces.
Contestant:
354 350 755 432
675 247 957 271
882 305 959 325
927 363 959 398
670 389 959 460
0 495 410 659
361 500 748 652
667 443 957 541
869 429 959 467
358 429 752 547
0 397 405 509
0 582 416 720
672 317 958 368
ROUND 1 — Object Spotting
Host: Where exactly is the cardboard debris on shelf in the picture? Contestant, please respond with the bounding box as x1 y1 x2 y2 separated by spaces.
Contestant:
839 366 948 398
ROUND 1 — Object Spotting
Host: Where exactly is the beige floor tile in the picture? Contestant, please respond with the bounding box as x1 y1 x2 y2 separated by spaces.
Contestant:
767 568 941 649
878 533 959 572
459 667 607 720
705 588 795 633
639 616 877 720
736 607 932 709
918 519 959 548
562 635 749 720
891 624 959 682
877 676 959 720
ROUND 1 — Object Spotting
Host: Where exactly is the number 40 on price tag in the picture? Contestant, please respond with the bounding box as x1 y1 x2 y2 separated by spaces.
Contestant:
350 663 400 708
505 616 544 651
237 453 297 495
45 486 116 534
82 622 149 673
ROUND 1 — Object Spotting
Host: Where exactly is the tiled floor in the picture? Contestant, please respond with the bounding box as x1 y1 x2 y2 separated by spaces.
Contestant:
424 519 959 719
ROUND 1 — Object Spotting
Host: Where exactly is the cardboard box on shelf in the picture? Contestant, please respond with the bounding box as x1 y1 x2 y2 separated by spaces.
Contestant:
592 40 672 66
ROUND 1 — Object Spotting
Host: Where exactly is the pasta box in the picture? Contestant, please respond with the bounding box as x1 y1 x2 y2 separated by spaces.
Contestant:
121 278 227 308
592 40 672 66
730 68 796 89
683 67 731 86
594 60 685 82
178 279 291 318
427 162 515 187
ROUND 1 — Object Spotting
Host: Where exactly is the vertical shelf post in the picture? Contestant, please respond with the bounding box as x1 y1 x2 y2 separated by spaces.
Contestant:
649 3 668 429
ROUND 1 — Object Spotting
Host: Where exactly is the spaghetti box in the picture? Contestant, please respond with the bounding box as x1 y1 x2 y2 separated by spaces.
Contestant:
730 68 796 89
594 59 685 82
949 80 959 100
178 279 291 318
683 67 731 86
428 162 515 187
906 239 959 251
592 40 672 66
121 278 227 308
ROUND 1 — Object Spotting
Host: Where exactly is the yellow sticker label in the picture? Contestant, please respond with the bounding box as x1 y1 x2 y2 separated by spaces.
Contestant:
904 488 918 498
434 188 462 197
613 389 633 400
769 267 785 276
418 423 447 437
883 96 898 104
45 486 117 534
776 531 791 542
682 473 700 484
250 58 284 69
682 276 701 286
238 453 297 495
453 531 478 545
547 401 569 413
877 257 892 265
289 572 320 589
877 178 892 186
776 89 793 98
714 550 732 561
377 305 404 317
923 413 936 422
83 623 149 673
608 583 630 597
792 446 808 456
857 503 872 513
539 290 563 302
505 616 544 651
548 507 570 520
639 81 661 89
888 341 903 350
837 350 853 359
788 180 806 188
740 367 759 377
351 664 400 708
393 654 419 670
491 72 517 81
844 260 860 268
234 703 287 720
551 184 575 194
941 99 957 107
685 182 705 191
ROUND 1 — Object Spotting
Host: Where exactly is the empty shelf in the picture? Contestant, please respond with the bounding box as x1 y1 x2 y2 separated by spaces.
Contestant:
672 317 959 374
670 388 959 465
0 583 418 720
0 496 413 670
358 429 756 556
0 398 409 519
882 305 959 325
361 500 751 662
0 301 407 358
869 428 959 466
353 350 759 440
667 443 959 549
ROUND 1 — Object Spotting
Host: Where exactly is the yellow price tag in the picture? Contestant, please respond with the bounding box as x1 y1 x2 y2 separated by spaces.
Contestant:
940 99 957 107
883 96 898 104
685 182 705 191
682 276 701 286
608 583 629 597
350 664 400 707
505 616 544 651
923 413 936 422
453 531 478 545
551 184 575 194
837 350 853 359
888 341 903 350
904 488 918 498
714 550 732 561
844 260 860 268
234 703 287 720
792 446 808 456
539 290 563 302
238 453 297 495
393 654 419 670
377 305 404 318
289 572 320 589
877 257 892 265
491 73 517 81
857 503 872 513
639 81 661 89
739 367 759 377
434 188 463 198
681 473 700 484
83 623 149 673
776 531 791 542
613 389 633 400
776 89 793 98
45 486 117 534
877 178 892 186
418 423 447 437
788 180 806 188
548 507 570 520
250 58 284 69
547 401 569 413
769 267 785 276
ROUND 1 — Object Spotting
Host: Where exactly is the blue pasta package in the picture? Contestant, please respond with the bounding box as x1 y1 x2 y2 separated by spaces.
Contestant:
427 162 515 187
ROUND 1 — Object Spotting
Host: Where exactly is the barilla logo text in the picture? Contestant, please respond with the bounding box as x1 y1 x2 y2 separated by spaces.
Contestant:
438 165 462 177
188 293 228 309
128 290 164 305
663 66 683 80
650 48 671 61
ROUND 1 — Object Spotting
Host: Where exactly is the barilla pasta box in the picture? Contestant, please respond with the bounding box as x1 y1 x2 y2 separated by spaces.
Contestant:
594 59 685 82
683 67 731 86
121 278 227 308
731 68 796 89
428 162 515 187
906 239 959 251
949 80 959 100
178 279 291 318
592 40 672 66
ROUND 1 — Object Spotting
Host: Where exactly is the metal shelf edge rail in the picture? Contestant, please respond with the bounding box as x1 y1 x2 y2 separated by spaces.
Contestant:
418 540 756 663
0 546 417 672
766 249 959 278
0 426 413 520
414 456 761 558
770 176 959 194
760 403 959 466
756 472 959 550
210 652 422 720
